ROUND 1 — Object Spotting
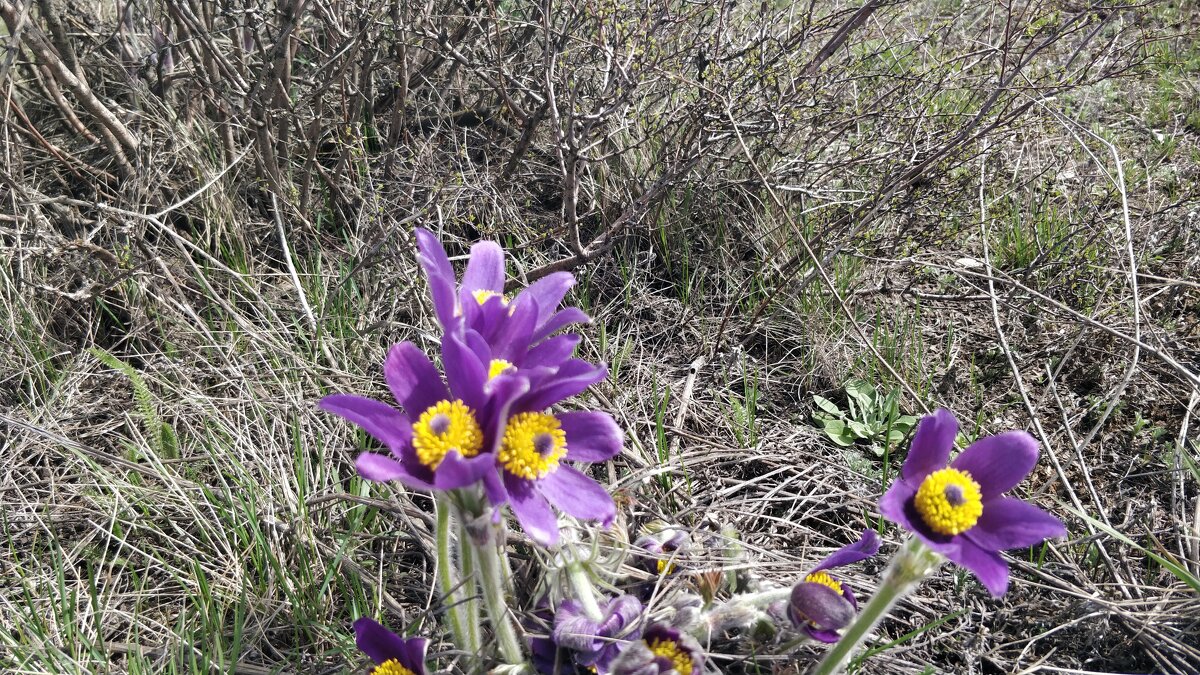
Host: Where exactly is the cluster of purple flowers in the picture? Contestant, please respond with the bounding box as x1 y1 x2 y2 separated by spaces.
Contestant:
321 229 621 547
327 230 1067 674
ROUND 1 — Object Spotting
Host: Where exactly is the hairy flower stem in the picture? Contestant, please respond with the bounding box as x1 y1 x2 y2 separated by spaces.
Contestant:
564 546 603 621
470 528 526 666
436 495 480 658
811 538 942 675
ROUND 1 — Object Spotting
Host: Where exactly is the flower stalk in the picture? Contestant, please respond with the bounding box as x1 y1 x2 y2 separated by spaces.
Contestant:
810 538 941 675
471 528 527 666
436 495 481 658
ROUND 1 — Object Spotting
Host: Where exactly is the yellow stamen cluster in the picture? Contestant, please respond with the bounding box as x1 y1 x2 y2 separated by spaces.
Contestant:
473 289 507 305
411 400 483 469
370 659 415 675
804 571 844 596
914 467 984 535
488 359 515 380
648 638 693 675
656 559 676 575
498 412 567 480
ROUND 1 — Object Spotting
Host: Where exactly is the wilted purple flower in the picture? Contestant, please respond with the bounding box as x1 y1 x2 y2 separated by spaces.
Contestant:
609 624 704 675
414 228 588 357
538 594 643 674
353 617 428 675
880 408 1067 596
633 526 689 575
788 529 880 643
319 334 527 492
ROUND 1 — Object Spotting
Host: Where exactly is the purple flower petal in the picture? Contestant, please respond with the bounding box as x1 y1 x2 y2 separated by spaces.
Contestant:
354 617 426 671
944 537 1009 597
519 271 575 327
523 334 581 369
803 626 843 644
878 479 919 533
461 241 505 294
788 582 856 633
442 332 487 411
902 408 958 483
481 372 531 455
966 496 1067 552
532 307 591 343
559 411 623 463
951 431 1039 498
519 360 607 412
538 465 616 525
384 343 448 418
505 472 560 546
414 228 459 328
813 529 881 572
319 394 412 451
489 296 539 363
432 451 494 490
355 452 432 488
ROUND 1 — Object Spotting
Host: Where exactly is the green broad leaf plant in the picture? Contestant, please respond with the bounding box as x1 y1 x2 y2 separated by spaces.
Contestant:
812 380 917 456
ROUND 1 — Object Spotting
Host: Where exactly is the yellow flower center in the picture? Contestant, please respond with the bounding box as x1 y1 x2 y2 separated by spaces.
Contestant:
656 559 676 575
411 400 483 469
498 412 567 480
488 359 515 380
370 659 415 675
473 289 507 305
804 571 843 595
913 467 984 535
648 638 693 675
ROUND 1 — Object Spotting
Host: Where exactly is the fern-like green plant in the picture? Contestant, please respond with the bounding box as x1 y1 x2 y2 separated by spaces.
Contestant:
90 347 177 460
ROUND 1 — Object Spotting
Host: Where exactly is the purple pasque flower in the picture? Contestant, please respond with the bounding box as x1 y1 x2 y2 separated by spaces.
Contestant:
787 529 880 643
633 526 689 575
444 328 620 548
609 624 704 675
319 333 528 492
353 617 428 675
879 408 1067 597
545 594 644 674
414 227 589 352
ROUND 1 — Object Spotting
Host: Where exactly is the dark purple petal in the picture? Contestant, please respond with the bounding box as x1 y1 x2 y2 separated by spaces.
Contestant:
560 411 623 463
813 529 881 572
432 451 493 490
489 295 539 363
803 625 843 644
414 228 459 328
506 472 560 546
355 452 433 489
943 537 1009 597
518 271 575 327
902 408 958 483
788 582 856 633
523 334 581 369
538 465 616 525
951 431 1039 498
481 372 531 455
462 241 505 293
481 469 508 507
399 636 430 675
442 331 487 411
354 617 424 668
384 343 448 418
878 479 919 533
519 360 607 412
532 307 591 343
319 394 412 451
966 496 1067 552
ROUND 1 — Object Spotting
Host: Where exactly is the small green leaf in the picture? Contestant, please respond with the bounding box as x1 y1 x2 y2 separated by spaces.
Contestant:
812 395 844 417
822 419 855 446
